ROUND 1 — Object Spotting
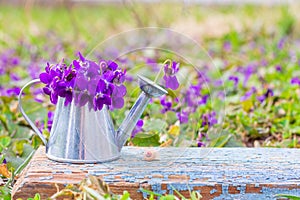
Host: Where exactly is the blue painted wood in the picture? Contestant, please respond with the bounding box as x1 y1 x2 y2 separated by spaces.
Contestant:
12 147 300 199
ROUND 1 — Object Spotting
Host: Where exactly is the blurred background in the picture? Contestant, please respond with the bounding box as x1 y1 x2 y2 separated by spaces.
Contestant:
1 1 300 192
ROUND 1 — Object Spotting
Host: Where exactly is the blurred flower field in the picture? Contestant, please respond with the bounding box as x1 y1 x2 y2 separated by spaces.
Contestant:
1 1 300 198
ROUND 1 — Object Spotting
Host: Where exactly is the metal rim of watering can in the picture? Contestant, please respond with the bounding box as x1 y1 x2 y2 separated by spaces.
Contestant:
46 152 121 164
137 74 168 97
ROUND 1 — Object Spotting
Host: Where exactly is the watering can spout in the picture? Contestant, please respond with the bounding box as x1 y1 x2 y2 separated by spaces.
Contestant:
116 75 167 149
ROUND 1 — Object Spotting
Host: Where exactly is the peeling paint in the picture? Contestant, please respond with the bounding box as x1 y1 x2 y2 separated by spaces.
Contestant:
214 187 300 200
39 176 53 181
210 188 217 194
13 147 300 199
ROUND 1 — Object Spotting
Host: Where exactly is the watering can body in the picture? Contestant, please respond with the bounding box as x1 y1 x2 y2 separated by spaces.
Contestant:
46 98 119 163
18 76 167 163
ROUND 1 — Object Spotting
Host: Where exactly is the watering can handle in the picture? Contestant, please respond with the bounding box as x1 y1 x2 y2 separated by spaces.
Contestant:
18 79 47 146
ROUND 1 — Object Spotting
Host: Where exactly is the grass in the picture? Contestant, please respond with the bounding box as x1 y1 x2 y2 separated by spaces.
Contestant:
1 1 300 198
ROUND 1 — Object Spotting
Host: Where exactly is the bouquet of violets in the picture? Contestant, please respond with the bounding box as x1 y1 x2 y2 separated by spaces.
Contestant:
39 53 127 111
39 53 180 112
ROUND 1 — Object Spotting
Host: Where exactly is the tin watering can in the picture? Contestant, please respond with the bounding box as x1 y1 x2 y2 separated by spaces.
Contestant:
18 75 167 163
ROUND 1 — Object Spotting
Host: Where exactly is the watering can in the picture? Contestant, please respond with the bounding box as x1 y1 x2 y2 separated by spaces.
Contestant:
18 75 167 163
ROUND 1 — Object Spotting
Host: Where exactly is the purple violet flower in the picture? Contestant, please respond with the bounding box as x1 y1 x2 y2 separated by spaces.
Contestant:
197 132 206 147
40 52 127 111
176 111 189 124
163 61 180 90
257 88 274 103
223 41 231 52
160 96 173 113
201 111 217 127
275 65 282 72
47 111 54 131
243 64 256 87
277 37 286 50
291 77 300 86
228 75 239 87
131 119 144 138
6 87 21 96
10 73 20 81
240 87 257 101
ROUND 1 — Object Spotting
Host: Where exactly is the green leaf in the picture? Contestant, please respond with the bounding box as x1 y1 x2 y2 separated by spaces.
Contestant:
166 89 177 98
290 127 300 135
139 188 162 197
223 136 244 147
120 191 130 200
190 191 202 200
131 133 160 147
209 134 232 147
275 194 300 200
0 114 9 131
143 119 167 132
161 195 176 200
12 140 28 155
0 136 11 148
0 186 11 200
31 135 43 149
33 193 41 200
21 144 34 158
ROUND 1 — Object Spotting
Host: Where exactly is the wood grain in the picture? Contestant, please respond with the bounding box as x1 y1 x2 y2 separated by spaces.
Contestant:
12 147 300 199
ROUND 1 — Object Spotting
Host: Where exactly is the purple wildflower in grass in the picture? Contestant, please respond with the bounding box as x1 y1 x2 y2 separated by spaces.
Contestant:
197 141 205 147
0 50 20 75
228 75 239 87
29 64 42 79
277 37 286 50
10 73 20 81
259 45 266 54
223 41 231 52
291 77 300 86
217 91 226 100
183 84 208 113
260 59 268 67
131 119 144 138
243 64 256 86
275 65 282 72
240 87 257 101
214 79 223 87
200 94 209 105
47 111 54 131
176 111 189 124
160 96 173 113
6 87 21 96
201 111 217 127
163 61 179 90
257 88 274 103
196 70 211 85
197 132 206 147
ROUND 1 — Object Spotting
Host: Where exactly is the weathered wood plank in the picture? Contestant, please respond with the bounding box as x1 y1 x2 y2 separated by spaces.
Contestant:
12 147 300 199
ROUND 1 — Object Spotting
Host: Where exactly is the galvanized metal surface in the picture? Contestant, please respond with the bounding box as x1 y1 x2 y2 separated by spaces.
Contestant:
12 147 300 199
18 75 167 163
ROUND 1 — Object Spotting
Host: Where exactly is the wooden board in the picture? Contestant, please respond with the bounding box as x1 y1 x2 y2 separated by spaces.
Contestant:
12 146 300 199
